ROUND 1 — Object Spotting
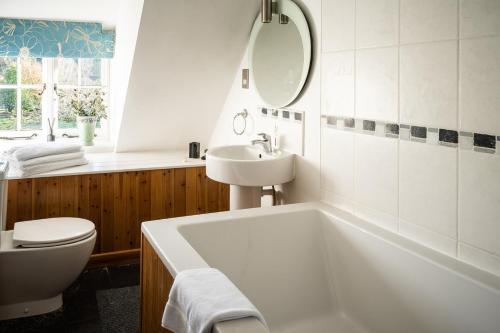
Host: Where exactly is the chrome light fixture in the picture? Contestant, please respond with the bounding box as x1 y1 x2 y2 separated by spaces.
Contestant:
261 0 273 23
262 1 288 24
279 14 289 24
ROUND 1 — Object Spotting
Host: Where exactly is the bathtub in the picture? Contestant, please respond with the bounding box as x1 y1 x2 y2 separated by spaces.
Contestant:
141 202 500 333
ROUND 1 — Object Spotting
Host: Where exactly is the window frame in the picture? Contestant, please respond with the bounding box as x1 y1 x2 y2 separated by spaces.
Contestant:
0 56 110 140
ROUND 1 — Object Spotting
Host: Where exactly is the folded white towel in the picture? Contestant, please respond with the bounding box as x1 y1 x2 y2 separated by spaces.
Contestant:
8 152 85 169
16 157 88 177
162 268 267 333
7 143 82 161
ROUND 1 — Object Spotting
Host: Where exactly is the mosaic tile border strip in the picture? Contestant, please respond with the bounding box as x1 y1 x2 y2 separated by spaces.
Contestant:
260 107 304 123
321 115 500 155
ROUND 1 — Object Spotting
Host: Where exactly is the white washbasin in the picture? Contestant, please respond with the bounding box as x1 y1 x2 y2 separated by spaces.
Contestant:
206 145 295 187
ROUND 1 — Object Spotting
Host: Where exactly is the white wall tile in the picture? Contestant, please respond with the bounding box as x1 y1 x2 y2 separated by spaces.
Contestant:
459 243 500 276
354 134 398 230
460 0 500 38
354 201 399 231
400 0 458 44
322 189 354 213
459 37 500 134
356 47 398 122
321 51 355 117
400 41 458 128
321 128 355 198
459 151 500 256
400 221 458 257
356 0 399 48
322 0 355 52
399 141 458 238
318 0 500 277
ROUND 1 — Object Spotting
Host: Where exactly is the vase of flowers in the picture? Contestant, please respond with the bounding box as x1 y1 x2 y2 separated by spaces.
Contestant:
59 89 107 146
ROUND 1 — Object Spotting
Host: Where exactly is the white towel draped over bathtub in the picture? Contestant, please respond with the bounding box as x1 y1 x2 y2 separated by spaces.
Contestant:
162 268 267 333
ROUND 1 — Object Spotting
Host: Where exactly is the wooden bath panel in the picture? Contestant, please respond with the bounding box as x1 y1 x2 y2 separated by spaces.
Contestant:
140 235 173 333
5 167 229 262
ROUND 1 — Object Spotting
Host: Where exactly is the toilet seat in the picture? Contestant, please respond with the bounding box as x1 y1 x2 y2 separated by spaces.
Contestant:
12 218 95 248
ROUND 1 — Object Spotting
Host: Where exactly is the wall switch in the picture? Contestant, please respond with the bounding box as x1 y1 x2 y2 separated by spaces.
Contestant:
242 69 249 89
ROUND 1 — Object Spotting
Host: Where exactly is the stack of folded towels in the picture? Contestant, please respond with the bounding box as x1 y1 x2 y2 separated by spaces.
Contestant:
4 143 88 177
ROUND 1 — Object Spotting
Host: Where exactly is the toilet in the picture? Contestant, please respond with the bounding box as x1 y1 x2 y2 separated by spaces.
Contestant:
0 164 96 320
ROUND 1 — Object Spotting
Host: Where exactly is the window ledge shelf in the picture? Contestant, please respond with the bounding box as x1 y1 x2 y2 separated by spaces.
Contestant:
5 150 205 180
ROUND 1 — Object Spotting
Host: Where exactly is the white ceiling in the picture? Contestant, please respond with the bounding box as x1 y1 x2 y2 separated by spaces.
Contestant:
0 0 123 29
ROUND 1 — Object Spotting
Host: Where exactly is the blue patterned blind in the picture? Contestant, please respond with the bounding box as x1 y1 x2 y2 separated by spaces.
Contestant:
0 18 115 58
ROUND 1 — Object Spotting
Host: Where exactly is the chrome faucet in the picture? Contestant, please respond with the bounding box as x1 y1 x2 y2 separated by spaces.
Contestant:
251 133 272 153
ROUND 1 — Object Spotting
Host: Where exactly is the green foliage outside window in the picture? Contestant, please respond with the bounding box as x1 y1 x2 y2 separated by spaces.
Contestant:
1 64 16 110
0 61 42 130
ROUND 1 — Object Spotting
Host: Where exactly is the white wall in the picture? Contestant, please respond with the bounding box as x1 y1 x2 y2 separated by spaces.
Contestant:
110 0 144 142
115 0 260 152
321 0 500 276
210 0 322 203
0 0 122 29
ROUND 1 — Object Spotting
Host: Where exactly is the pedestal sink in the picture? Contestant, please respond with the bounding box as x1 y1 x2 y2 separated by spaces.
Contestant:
206 145 295 210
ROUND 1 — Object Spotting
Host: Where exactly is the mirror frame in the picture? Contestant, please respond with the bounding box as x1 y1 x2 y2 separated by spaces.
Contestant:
249 0 312 108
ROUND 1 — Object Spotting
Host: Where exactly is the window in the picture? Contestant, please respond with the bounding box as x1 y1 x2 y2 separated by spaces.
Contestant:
0 57 44 131
0 57 109 139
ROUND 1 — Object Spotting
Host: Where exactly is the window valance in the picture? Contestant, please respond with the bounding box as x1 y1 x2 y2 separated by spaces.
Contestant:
0 18 115 58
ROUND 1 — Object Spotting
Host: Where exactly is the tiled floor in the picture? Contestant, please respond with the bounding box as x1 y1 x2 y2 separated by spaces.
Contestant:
0 263 140 333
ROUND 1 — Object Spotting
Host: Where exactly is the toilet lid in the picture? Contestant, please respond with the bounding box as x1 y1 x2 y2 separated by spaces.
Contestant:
12 217 95 248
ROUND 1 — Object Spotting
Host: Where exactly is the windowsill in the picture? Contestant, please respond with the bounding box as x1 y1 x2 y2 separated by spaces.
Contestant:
0 137 115 153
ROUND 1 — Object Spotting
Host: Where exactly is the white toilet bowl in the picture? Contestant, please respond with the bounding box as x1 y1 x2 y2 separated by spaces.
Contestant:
0 217 96 320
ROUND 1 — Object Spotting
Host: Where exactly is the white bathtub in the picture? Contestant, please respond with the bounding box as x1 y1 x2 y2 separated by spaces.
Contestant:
141 202 500 333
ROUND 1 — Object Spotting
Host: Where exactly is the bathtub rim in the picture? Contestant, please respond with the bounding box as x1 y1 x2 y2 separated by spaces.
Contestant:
141 201 500 295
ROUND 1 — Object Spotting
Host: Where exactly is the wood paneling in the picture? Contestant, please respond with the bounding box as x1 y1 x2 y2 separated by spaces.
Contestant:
150 169 173 220
6 167 229 260
88 249 140 268
173 168 186 217
140 235 172 333
185 168 198 216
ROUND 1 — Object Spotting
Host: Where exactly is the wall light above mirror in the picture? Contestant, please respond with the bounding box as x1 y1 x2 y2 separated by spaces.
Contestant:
250 0 311 109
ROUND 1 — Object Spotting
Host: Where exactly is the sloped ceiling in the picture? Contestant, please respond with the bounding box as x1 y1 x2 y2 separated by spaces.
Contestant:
0 0 122 29
115 0 260 152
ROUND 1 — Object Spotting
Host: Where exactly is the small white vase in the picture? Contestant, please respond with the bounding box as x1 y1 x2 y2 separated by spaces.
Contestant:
77 116 96 146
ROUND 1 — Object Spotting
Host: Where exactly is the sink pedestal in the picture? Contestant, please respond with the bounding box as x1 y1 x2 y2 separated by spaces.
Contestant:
230 185 261 210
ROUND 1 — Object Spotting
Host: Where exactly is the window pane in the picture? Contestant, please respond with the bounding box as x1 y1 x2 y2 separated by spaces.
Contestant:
21 58 42 84
0 57 17 85
58 89 77 128
81 59 101 86
21 89 42 130
58 58 78 85
0 89 17 130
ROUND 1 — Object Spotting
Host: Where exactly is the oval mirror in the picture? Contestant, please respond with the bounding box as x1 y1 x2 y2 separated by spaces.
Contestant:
249 0 311 108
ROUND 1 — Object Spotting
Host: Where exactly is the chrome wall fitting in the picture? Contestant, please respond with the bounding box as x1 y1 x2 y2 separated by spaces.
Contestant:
261 0 272 23
233 109 248 136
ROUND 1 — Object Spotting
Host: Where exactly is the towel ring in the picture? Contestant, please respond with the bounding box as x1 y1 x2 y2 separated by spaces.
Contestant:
233 109 248 136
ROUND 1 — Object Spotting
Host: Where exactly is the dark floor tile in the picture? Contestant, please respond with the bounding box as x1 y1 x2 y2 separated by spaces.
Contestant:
0 263 140 333
108 264 140 289
74 266 113 291
66 320 104 333
97 286 139 333
0 309 66 333
62 287 100 325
